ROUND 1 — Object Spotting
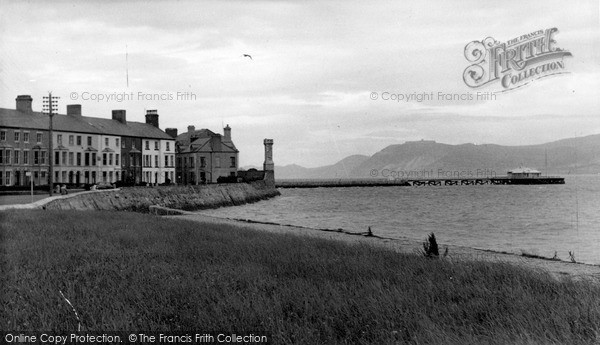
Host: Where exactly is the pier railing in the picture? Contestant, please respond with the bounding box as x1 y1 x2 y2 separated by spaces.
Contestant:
275 177 565 188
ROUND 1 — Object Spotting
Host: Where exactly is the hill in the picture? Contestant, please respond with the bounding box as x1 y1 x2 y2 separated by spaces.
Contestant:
276 135 600 179
276 155 369 179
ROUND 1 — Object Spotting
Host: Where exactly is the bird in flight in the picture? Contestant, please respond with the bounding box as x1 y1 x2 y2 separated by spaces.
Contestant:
243 54 253 60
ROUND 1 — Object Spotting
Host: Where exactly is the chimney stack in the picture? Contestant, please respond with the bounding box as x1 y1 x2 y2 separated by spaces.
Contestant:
145 109 159 128
67 104 82 116
187 125 196 141
112 110 127 124
224 124 231 141
165 128 178 138
16 95 33 114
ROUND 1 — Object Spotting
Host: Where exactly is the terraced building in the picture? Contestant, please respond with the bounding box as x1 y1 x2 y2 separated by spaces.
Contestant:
0 95 175 188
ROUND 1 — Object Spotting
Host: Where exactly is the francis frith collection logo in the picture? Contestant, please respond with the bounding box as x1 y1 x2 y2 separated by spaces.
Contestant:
463 28 572 91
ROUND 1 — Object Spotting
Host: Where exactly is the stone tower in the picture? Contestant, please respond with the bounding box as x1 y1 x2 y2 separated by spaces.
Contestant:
263 139 274 185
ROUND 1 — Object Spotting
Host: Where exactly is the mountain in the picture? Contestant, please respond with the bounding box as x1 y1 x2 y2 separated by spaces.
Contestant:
275 155 370 179
276 134 600 179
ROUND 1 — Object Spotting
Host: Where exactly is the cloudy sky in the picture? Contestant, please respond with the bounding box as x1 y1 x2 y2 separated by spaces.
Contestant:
1 0 598 167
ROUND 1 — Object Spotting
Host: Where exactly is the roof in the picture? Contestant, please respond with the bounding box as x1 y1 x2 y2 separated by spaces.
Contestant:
0 108 173 140
176 128 238 153
508 167 541 174
175 129 218 145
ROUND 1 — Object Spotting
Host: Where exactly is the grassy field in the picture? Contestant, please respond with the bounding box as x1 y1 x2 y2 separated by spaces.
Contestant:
1 210 600 344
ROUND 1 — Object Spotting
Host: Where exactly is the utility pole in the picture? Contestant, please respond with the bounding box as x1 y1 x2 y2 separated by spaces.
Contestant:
43 93 59 196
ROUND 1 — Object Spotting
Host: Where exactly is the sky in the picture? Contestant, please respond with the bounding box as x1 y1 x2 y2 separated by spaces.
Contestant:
0 0 599 167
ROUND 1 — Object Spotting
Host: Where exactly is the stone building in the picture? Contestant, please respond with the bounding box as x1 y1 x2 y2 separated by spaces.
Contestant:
0 95 175 188
174 125 239 184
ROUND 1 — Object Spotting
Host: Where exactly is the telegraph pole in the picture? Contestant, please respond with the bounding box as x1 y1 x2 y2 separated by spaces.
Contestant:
43 93 59 196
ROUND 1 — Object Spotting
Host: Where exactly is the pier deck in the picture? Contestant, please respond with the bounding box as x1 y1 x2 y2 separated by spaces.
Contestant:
276 177 565 188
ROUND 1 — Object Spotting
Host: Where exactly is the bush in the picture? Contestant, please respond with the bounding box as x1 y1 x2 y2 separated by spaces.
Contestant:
423 232 439 258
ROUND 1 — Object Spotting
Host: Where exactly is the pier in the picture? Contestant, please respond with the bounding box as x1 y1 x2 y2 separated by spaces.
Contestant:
276 177 565 188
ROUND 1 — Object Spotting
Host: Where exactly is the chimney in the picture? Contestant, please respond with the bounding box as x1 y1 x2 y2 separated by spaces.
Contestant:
165 128 178 138
224 124 231 141
187 125 196 141
67 104 82 116
16 95 33 114
145 109 159 128
112 110 127 124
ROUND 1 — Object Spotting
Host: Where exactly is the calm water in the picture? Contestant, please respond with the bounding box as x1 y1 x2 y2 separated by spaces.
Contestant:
198 175 600 264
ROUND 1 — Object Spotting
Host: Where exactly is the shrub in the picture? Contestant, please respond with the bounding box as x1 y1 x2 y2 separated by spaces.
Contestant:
422 232 439 258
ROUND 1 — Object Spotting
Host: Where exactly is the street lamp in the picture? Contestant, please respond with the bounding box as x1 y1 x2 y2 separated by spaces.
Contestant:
43 93 59 196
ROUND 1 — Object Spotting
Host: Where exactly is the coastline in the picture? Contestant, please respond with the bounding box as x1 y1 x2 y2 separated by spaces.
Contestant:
174 212 600 283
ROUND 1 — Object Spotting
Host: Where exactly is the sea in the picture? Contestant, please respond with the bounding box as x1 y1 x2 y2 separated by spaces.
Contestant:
197 175 600 264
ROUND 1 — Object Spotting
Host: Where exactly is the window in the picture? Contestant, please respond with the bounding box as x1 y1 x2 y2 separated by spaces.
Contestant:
85 153 90 166
105 138 109 147
13 150 19 165
230 157 236 168
0 171 3 185
14 132 20 142
62 152 67 165
166 142 170 151
170 155 174 167
23 132 29 143
200 157 206 168
115 138 119 147
55 151 60 165
5 149 11 164
77 153 81 166
76 136 82 146
115 154 119 166
41 151 46 165
23 150 29 165
5 171 10 186
154 141 159 150
69 152 74 165
36 133 42 143
33 151 39 165
92 153 97 166
57 134 62 145
102 154 107 165
164 155 168 166
88 136 92 146
189 157 194 168
109 153 113 166
215 157 221 168
0 131 5 141
154 155 158 167
145 141 150 150
69 135 74 146
0 149 3 164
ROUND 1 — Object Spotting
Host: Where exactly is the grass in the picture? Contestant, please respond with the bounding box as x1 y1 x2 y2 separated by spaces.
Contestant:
1 210 600 344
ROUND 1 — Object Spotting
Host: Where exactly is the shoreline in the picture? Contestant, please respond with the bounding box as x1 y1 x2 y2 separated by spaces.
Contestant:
174 212 600 283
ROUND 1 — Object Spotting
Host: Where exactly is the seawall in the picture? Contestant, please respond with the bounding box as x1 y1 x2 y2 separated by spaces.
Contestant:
42 181 280 212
